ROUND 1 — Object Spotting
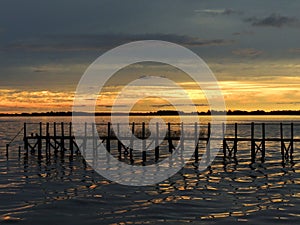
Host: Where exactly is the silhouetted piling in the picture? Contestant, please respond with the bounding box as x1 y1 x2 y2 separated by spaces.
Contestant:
155 122 159 161
142 122 146 163
12 122 297 165
194 122 199 162
206 123 211 163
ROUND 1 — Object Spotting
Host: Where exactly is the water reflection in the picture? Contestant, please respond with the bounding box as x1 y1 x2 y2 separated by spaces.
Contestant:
0 145 299 225
1 116 300 224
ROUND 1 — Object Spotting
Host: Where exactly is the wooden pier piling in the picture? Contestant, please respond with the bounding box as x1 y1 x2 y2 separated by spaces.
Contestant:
206 123 211 163
142 122 146 164
155 122 159 161
130 122 135 163
9 121 297 165
61 122 65 153
194 122 199 162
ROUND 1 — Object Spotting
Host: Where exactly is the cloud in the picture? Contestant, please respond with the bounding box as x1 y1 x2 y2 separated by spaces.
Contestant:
288 48 300 53
232 48 264 57
151 103 208 108
98 104 128 108
195 8 243 16
33 69 47 73
276 102 300 105
232 30 254 36
3 33 234 52
0 89 75 112
245 13 299 28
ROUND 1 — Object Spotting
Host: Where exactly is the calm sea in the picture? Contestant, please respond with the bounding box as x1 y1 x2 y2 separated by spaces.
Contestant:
1 116 300 225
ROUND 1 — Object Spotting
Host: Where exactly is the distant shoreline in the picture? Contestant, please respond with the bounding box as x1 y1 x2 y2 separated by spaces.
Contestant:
1 110 300 117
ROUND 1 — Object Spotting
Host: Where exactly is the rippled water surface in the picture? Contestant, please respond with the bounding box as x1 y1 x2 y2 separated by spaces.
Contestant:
1 116 300 224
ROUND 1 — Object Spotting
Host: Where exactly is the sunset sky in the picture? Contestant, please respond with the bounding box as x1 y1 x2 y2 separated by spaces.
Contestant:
1 0 300 113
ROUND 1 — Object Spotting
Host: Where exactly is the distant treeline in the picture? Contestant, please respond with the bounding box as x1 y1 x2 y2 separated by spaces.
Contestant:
1 110 300 117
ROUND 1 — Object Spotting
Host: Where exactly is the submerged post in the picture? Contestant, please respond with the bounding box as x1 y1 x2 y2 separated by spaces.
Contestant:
280 122 284 159
61 122 65 152
107 122 111 153
46 122 50 153
117 123 122 159
290 123 294 159
155 122 159 161
130 122 135 163
92 123 95 153
69 122 73 156
82 122 87 155
37 122 42 156
194 122 198 162
24 123 28 154
222 122 226 158
168 122 172 153
234 123 238 156
142 122 146 163
180 122 184 151
6 144 9 159
39 122 42 137
207 123 211 163
251 122 255 161
262 123 266 160
53 122 57 153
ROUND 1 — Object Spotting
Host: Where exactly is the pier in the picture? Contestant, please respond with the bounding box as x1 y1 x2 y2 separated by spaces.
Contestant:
5 122 300 164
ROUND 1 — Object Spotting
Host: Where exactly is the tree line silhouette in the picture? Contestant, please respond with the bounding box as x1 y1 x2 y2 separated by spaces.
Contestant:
1 110 300 117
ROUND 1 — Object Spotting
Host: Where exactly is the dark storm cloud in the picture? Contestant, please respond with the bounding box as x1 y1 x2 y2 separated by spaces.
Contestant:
3 33 234 52
245 13 299 28
232 48 264 57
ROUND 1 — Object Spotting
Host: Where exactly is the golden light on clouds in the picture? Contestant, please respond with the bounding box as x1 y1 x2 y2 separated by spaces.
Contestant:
0 89 74 113
1 60 300 113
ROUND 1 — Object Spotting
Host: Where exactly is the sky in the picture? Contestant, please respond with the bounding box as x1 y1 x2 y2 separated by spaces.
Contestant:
1 0 300 113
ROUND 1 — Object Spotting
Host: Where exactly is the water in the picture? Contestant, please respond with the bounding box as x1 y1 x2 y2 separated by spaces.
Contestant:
1 116 300 224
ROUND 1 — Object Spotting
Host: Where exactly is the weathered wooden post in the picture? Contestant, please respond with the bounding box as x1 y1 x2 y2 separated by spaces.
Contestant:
46 122 50 153
207 123 211 163
262 123 266 160
69 122 73 156
35 122 41 156
290 123 294 159
37 122 42 156
24 123 28 154
222 122 226 158
130 122 135 163
142 122 146 163
53 122 57 153
180 122 184 152
82 122 87 156
39 122 42 137
155 122 159 161
251 122 255 162
61 122 65 152
234 123 238 156
6 144 9 159
117 123 122 159
92 123 95 151
194 122 199 162
168 122 172 153
107 122 111 153
280 122 284 160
